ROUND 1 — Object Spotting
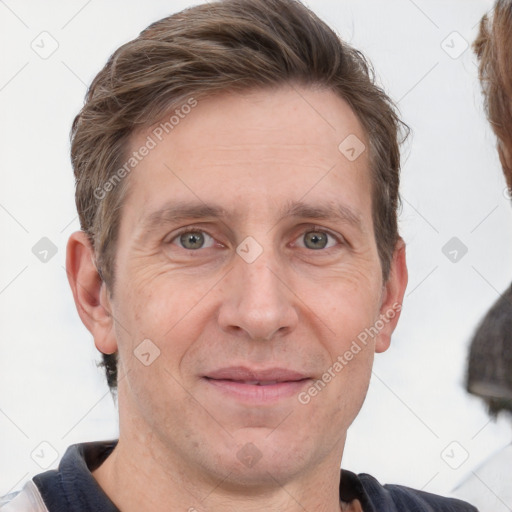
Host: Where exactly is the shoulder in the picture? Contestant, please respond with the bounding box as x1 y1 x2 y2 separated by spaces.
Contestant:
0 480 48 512
357 472 479 511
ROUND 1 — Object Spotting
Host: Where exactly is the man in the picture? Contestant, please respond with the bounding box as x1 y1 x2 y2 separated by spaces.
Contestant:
0 0 477 510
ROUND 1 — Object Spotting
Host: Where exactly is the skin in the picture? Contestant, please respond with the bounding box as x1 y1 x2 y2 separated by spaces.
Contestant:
67 85 408 512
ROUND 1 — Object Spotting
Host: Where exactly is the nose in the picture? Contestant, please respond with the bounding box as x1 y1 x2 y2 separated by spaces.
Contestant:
217 252 299 341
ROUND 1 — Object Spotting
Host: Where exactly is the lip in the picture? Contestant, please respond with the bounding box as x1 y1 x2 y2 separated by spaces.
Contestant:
205 366 309 382
203 366 311 404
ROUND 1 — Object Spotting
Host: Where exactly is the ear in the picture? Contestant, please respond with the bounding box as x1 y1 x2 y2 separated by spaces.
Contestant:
66 231 118 355
375 237 408 353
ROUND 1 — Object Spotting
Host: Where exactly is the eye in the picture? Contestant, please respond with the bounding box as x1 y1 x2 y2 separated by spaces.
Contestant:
171 230 216 250
296 230 339 250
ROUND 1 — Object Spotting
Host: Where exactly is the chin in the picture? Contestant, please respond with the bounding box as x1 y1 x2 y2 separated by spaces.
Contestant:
212 456 305 493
207 429 318 488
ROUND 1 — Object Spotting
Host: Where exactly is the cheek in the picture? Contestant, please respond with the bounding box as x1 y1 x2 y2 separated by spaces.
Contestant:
303 273 382 342
117 267 210 335
325 343 374 422
295 340 374 453
112 273 212 387
334 359 373 431
301 277 380 421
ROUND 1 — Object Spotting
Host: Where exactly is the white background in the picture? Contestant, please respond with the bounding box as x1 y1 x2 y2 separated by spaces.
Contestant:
1 0 511 501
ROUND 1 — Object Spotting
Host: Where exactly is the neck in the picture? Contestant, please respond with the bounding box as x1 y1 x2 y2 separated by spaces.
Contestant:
93 431 345 512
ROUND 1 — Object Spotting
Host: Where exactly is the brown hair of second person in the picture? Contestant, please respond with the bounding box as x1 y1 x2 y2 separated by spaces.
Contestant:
474 0 512 190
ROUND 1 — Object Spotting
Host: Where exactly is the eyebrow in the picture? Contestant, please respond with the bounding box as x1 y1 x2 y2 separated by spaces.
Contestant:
139 199 363 234
141 202 229 230
137 202 229 239
277 200 363 230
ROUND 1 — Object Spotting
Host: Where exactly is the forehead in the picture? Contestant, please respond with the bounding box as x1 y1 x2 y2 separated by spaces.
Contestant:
123 86 372 225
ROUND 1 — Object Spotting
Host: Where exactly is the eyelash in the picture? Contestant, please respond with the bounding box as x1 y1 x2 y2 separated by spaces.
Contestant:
167 226 344 252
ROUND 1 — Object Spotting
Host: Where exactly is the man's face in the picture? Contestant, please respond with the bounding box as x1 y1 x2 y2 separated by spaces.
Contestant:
104 86 404 485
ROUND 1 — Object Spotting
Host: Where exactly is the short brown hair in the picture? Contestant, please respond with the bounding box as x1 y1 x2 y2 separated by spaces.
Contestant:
70 0 407 390
474 0 512 189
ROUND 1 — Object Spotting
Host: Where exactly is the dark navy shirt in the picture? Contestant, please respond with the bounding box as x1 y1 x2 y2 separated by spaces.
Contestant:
25 441 477 512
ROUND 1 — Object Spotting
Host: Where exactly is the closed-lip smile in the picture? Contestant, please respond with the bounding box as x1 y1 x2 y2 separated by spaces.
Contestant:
203 366 311 403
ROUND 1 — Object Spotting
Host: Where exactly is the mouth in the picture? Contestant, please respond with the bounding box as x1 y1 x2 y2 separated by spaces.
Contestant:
203 367 311 403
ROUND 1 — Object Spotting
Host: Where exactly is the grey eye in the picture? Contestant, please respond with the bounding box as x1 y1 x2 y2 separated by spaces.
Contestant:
303 231 329 250
179 232 206 249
